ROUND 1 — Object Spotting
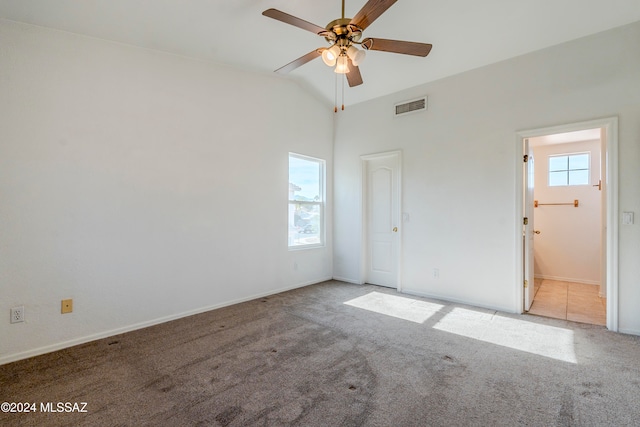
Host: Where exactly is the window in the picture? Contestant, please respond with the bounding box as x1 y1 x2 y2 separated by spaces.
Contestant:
288 153 324 248
548 153 590 186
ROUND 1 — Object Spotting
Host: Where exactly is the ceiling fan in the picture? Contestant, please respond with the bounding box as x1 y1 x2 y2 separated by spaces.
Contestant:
262 0 433 88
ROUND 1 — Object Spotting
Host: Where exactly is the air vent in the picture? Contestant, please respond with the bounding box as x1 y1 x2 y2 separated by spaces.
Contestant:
394 96 427 117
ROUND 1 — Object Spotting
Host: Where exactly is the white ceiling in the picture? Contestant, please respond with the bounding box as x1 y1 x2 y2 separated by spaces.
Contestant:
2 0 640 106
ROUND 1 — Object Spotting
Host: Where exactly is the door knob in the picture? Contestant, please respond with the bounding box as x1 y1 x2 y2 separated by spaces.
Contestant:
534 230 541 234
393 227 398 232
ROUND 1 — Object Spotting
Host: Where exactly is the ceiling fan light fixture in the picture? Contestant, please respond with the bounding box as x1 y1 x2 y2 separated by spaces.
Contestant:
334 55 349 74
322 45 340 66
346 45 366 66
263 0 433 92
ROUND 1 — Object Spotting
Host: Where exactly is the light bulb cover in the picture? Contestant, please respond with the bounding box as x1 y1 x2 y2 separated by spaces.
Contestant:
334 55 349 74
322 45 340 67
346 45 366 66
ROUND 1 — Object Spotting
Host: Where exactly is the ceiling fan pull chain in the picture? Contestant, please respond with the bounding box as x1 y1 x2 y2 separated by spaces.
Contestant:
342 73 345 111
334 71 338 113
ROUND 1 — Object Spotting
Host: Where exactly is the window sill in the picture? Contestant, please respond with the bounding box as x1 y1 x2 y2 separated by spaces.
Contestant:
288 244 325 251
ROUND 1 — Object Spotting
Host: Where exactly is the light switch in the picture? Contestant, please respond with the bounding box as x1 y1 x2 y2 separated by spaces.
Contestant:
623 212 634 225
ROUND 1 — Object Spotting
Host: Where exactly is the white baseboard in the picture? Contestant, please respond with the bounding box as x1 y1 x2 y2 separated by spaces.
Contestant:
401 288 517 314
534 274 600 286
332 276 362 285
0 277 331 366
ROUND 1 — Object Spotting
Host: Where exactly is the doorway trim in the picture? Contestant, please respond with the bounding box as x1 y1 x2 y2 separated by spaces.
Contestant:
360 150 403 291
515 117 618 331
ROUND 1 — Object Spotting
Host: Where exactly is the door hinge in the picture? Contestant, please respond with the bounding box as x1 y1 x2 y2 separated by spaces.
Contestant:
524 280 528 289
523 217 529 225
523 154 529 162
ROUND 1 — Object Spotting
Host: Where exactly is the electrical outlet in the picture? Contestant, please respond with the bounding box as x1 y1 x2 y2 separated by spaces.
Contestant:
433 268 440 279
10 306 24 324
61 299 73 314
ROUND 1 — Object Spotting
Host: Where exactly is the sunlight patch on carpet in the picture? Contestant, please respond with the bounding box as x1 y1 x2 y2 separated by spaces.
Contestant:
433 307 577 363
344 292 444 324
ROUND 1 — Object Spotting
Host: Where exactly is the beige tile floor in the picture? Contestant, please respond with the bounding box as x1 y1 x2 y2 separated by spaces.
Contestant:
528 278 606 325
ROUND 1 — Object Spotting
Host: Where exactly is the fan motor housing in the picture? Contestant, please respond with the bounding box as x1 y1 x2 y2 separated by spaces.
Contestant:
323 18 362 43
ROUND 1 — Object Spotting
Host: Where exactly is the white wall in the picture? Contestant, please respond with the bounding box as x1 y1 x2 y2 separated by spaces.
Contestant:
0 20 334 364
531 140 601 284
334 21 640 333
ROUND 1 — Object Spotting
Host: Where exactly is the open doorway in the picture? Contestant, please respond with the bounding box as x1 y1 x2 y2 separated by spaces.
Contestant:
516 117 618 331
527 129 605 325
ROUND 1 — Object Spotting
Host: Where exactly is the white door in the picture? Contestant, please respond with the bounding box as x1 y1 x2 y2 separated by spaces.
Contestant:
363 152 401 288
523 139 536 310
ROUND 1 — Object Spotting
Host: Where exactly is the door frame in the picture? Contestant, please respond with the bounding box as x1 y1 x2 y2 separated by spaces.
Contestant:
515 117 618 331
523 139 536 311
360 150 402 291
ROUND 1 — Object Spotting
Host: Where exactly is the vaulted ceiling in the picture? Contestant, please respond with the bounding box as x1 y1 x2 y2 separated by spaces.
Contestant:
2 0 640 105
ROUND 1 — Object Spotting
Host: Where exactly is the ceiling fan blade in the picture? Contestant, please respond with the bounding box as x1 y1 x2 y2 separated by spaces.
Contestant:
361 38 432 56
262 9 327 35
275 49 323 74
350 0 398 31
346 59 363 87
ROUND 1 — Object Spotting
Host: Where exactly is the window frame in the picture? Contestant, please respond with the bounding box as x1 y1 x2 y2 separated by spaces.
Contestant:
547 152 590 187
288 153 325 250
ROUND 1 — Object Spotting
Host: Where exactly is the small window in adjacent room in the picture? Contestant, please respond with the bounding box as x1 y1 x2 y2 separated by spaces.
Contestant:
288 153 324 248
548 153 590 186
